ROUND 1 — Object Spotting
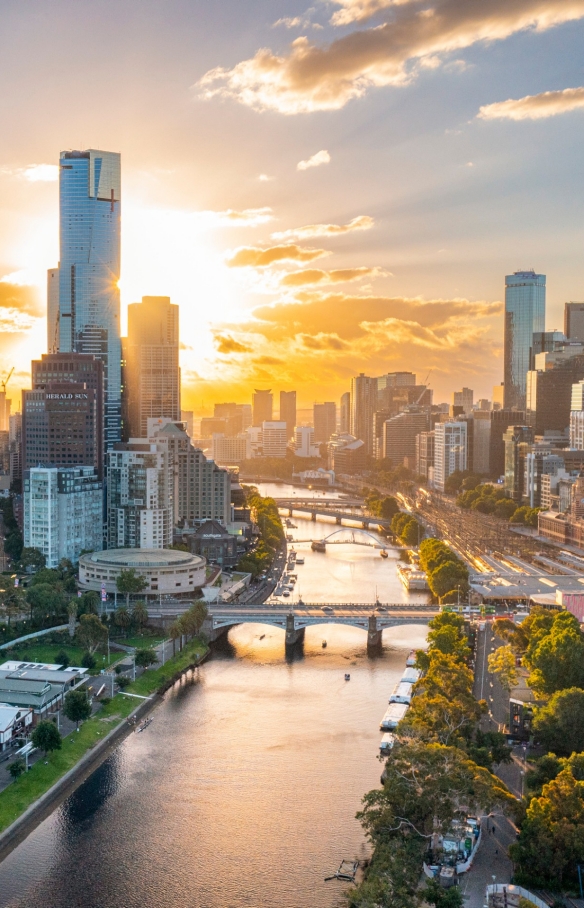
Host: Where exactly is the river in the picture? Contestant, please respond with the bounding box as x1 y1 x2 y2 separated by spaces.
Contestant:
0 483 428 908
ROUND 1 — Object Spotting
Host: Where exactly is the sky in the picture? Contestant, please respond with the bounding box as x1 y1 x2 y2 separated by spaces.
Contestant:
1 0 583 413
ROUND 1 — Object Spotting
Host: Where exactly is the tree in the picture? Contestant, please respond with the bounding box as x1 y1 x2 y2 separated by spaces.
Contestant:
526 612 584 696
9 758 26 779
510 758 584 889
380 496 400 520
4 529 23 562
532 687 584 756
77 590 99 616
32 720 62 756
488 645 519 691
401 518 423 546
77 613 108 654
26 584 66 623
81 651 97 669
135 647 157 669
18 546 45 571
422 879 464 907
115 568 147 607
3 585 26 626
63 689 92 729
426 624 470 660
114 605 131 637
430 561 469 600
169 619 183 655
55 649 70 668
131 601 149 633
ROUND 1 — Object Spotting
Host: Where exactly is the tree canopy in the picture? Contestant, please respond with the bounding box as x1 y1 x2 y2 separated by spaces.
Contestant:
32 720 62 755
63 689 92 728
77 613 108 654
532 687 584 756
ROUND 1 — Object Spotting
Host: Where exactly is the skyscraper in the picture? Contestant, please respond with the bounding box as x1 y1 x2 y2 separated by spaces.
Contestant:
340 392 351 434
279 391 296 441
313 402 336 443
123 296 180 439
107 440 173 549
433 422 467 492
252 389 273 426
565 302 584 342
504 270 546 411
350 374 377 456
56 149 122 448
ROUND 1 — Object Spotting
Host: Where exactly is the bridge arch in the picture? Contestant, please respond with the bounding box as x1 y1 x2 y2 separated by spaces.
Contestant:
320 528 387 547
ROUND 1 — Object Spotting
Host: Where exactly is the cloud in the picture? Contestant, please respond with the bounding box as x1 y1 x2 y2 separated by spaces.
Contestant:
280 266 385 286
0 280 43 331
297 150 331 170
272 214 374 240
214 334 252 353
330 0 415 26
21 164 59 182
197 0 584 113
258 173 274 181
226 243 329 267
199 206 273 226
478 86 584 120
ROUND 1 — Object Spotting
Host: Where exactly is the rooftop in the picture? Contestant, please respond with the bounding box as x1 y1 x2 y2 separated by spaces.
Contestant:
80 548 204 569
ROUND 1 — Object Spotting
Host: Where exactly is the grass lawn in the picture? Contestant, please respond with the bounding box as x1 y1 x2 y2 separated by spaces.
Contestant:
4 642 122 669
0 637 208 835
110 634 166 650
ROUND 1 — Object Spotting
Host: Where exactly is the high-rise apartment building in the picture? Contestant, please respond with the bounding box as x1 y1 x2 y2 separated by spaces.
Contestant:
279 391 296 441
107 440 173 549
340 392 351 434
382 410 429 465
151 423 231 526
9 413 22 491
415 431 435 478
261 422 288 458
504 426 534 501
451 388 474 414
252 390 273 426
313 402 337 444
526 353 584 436
433 422 467 492
55 149 122 448
471 409 524 478
565 302 584 342
123 296 180 439
23 353 104 477
350 374 377 456
23 466 102 567
504 270 546 410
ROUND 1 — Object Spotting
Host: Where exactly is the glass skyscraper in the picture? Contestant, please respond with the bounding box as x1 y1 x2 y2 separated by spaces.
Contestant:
504 270 546 411
57 149 122 448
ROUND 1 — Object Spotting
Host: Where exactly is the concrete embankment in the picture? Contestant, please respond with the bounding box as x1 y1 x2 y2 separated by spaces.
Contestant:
0 648 209 864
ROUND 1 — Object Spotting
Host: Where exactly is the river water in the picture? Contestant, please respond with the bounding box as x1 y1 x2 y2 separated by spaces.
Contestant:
0 483 428 908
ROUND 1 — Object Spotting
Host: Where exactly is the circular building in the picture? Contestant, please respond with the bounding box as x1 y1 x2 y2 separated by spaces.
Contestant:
79 549 206 598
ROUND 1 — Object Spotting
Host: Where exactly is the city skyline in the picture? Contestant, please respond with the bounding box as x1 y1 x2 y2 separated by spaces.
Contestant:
1 1 584 408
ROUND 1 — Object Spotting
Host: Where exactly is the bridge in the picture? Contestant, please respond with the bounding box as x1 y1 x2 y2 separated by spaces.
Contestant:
291 529 389 548
274 497 364 508
203 602 438 653
278 502 391 529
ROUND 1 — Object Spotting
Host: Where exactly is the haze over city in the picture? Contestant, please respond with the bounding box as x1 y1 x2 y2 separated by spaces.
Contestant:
1 0 584 408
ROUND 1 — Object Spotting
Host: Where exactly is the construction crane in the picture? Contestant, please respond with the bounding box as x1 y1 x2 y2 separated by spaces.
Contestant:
1 368 14 394
414 370 433 406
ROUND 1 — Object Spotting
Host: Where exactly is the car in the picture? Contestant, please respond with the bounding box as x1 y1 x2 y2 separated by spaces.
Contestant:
322 605 334 613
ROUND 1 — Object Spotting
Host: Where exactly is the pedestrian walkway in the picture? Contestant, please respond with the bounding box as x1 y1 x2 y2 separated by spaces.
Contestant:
459 814 515 907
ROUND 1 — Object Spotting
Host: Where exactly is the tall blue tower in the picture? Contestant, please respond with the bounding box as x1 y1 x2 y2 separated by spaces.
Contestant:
58 149 122 449
504 270 546 412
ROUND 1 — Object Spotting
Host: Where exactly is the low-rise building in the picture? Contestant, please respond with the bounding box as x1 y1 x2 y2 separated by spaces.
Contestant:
180 519 239 568
0 662 88 721
79 548 207 599
0 705 33 750
294 426 320 458
327 433 366 475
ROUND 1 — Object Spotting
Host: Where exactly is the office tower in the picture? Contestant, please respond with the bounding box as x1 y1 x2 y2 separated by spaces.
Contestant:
24 353 104 477
570 380 584 448
433 422 467 492
531 331 566 367
565 302 584 341
350 374 377 456
373 409 391 460
415 431 434 478
294 426 319 458
123 296 180 439
261 421 288 457
252 389 273 426
382 410 429 465
377 372 416 389
504 426 534 501
492 383 505 410
476 399 491 411
107 440 173 549
214 403 243 436
200 417 230 437
56 149 122 448
236 404 252 431
152 423 231 525
0 390 11 433
313 402 336 444
47 268 60 353
23 466 102 567
212 434 250 465
504 270 546 410
279 391 296 440
9 413 22 491
526 353 584 435
327 434 366 474
524 450 565 508
340 392 350 434
472 409 525 479
451 388 474 414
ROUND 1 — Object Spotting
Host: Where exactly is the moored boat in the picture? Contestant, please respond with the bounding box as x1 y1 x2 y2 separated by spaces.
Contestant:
311 540 326 552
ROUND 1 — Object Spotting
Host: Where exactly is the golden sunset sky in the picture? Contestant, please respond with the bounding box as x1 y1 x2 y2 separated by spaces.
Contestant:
1 0 584 412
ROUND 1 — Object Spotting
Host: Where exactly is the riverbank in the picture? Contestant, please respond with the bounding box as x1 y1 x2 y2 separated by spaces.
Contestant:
0 637 208 861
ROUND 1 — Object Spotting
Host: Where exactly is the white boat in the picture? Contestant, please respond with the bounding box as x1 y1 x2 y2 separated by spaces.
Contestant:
401 667 421 685
296 556 305 565
380 702 409 730
396 564 429 591
379 733 396 754
389 682 413 705
405 650 417 668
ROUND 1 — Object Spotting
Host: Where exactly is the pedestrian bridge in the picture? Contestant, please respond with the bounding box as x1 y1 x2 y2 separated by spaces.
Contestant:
279 503 391 529
204 603 438 652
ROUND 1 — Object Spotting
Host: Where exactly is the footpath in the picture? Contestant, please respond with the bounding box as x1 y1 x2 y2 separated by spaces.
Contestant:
0 636 208 862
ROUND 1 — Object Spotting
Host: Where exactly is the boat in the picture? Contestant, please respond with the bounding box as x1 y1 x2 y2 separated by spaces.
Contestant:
344 673 350 681
380 549 388 558
389 682 413 705
401 667 421 685
311 540 326 552
396 563 429 591
325 860 359 883
296 556 305 565
322 640 327 648
283 590 290 597
380 702 409 730
379 732 395 754
406 650 417 667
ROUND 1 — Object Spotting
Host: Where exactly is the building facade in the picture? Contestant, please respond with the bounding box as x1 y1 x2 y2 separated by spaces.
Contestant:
107 441 173 549
504 271 546 411
452 388 474 414
350 373 377 456
313 402 337 444
565 302 584 342
432 422 467 492
252 390 273 426
415 430 435 478
382 410 429 465
279 391 296 441
55 149 122 448
123 296 180 439
503 425 534 501
294 426 319 458
340 392 351 434
23 466 103 567
261 421 288 458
